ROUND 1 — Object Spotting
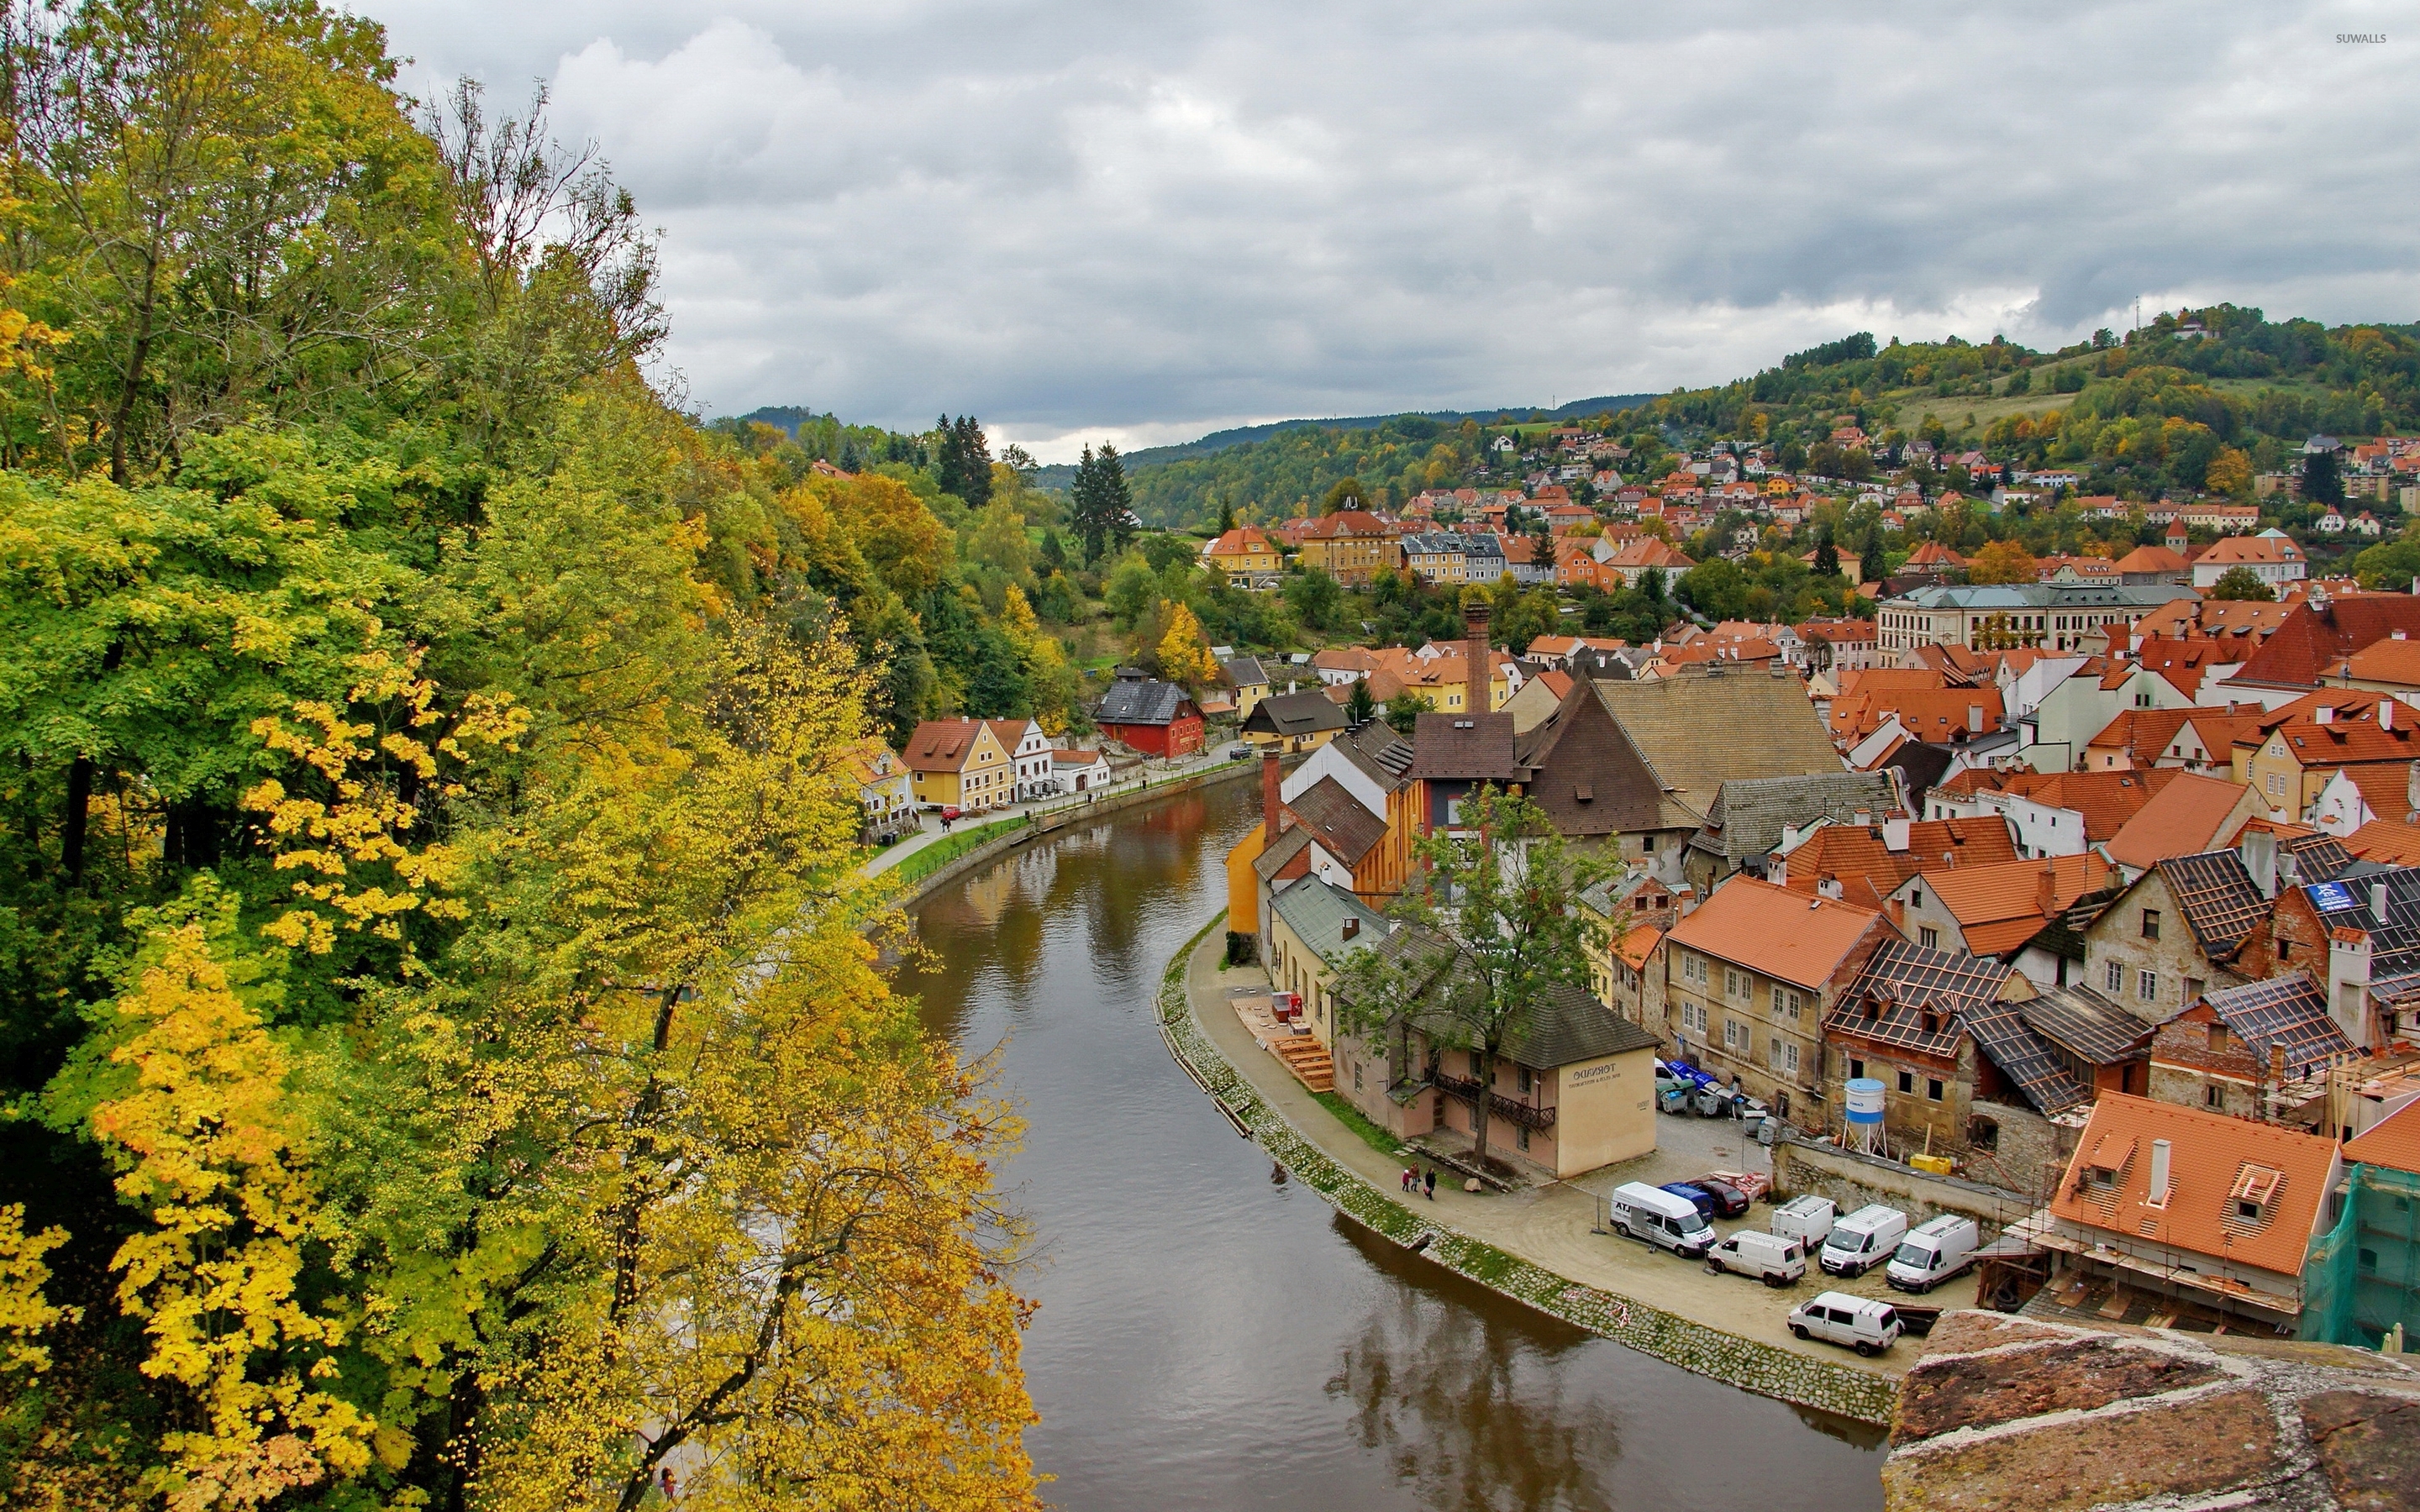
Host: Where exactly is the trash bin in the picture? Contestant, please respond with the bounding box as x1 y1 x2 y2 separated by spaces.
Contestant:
1755 1116 1779 1147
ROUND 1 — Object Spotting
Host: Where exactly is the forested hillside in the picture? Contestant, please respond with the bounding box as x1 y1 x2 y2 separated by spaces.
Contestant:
0 5 1043 1508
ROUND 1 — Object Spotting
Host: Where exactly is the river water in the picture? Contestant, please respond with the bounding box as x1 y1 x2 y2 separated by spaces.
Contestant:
895 778 1886 1512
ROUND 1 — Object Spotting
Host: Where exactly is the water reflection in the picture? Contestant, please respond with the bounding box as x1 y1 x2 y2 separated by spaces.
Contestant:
896 777 1885 1511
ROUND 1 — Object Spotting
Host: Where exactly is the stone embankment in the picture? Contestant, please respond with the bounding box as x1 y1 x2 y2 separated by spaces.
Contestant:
1158 911 1899 1428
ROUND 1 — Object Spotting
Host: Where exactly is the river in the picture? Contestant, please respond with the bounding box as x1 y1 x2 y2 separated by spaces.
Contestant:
894 777 1887 1511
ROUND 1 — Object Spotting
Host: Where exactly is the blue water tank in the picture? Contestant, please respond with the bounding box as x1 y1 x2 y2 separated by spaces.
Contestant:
1844 1077 1886 1126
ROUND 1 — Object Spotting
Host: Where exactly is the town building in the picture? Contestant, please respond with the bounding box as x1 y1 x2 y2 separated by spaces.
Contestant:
2079 849 2272 1021
1222 656 1272 720
2021 1093 2344 1329
1239 688 1347 754
989 717 1055 801
2144 973 2356 1121
902 718 1014 812
846 741 918 843
1875 583 2196 655
1200 525 1283 585
1050 747 1109 794
2190 531 2307 591
1294 509 1402 584
1094 668 1205 759
1882 853 2121 990
1661 878 1902 1127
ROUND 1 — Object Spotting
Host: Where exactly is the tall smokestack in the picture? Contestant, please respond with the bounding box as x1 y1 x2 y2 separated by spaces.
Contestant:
1465 600 1492 712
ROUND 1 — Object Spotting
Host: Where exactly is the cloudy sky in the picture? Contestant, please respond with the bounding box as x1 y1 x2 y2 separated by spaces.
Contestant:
360 1 2417 459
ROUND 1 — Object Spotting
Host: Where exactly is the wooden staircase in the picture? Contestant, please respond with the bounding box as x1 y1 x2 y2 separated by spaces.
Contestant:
1272 1032 1334 1093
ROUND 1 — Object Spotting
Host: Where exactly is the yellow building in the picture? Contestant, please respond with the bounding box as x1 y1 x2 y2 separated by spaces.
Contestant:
902 718 1013 811
1295 509 1401 585
1202 526 1283 585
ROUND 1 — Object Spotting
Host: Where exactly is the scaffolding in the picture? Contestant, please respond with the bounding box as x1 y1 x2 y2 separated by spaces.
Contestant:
2302 1162 2420 1350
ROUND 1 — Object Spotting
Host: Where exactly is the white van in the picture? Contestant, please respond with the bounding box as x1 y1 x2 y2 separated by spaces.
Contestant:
1788 1291 1903 1357
1608 1181 1714 1259
1886 1215 1981 1294
1770 1194 1836 1248
1819 1205 1908 1278
1705 1230 1806 1287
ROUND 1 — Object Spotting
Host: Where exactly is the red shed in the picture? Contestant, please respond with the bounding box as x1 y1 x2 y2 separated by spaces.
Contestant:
1095 668 1204 759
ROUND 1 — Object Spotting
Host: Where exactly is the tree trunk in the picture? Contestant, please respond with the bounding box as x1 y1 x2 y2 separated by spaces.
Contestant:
1470 1046 1493 1167
62 757 92 884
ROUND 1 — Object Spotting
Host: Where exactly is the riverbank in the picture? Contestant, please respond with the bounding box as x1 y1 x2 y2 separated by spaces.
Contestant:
875 753 1263 907
1160 911 1902 1429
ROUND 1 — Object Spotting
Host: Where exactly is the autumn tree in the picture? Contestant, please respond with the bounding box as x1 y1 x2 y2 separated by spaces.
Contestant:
1155 601 1219 691
1965 539 2039 585
1330 785 1606 1168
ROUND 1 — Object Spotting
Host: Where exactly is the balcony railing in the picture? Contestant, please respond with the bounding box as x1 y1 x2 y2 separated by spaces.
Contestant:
1433 1072 1556 1131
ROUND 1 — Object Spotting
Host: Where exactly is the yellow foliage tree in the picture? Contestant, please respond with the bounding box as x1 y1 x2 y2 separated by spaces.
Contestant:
89 901 377 1510
1155 601 1218 691
1965 539 2039 585
2206 445 2254 497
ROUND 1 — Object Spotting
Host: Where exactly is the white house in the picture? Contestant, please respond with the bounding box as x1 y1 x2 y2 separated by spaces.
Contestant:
848 743 918 843
2189 530 2307 591
990 718 1055 801
1051 748 1110 795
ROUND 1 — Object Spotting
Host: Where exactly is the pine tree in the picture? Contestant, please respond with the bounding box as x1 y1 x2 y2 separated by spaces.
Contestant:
1813 533 1839 578
1217 497 1235 536
1345 678 1376 728
1098 444 1134 554
1860 535 1888 585
1071 445 1110 562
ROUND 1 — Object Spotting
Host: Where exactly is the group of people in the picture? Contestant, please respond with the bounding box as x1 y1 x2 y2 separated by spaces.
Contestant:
1400 1166 1438 1200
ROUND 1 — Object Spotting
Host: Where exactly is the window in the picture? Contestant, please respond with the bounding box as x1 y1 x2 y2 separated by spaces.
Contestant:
1518 1066 1534 1095
2107 960 2123 992
1724 1019 1748 1053
2139 969 2159 1002
1927 1079 1944 1102
1517 1123 1531 1152
1918 926 1939 949
2205 1084 2222 1108
1784 1042 1801 1076
1910 887 1923 909
1354 1062 1364 1091
1897 1070 1915 1094
2235 1200 2260 1221
1725 968 1745 1000
1849 1058 1865 1081
2267 773 2286 797
2280 938 2292 963
1775 987 1802 1021
2141 909 2160 942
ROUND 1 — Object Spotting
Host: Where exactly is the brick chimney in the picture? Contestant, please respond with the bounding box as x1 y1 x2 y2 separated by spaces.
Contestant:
1465 600 1492 712
1262 749 1282 842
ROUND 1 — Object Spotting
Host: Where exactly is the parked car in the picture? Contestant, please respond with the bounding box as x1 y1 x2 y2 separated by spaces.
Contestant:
1705 1231 1805 1287
1771 1194 1836 1248
1659 1183 1723 1223
1787 1291 1903 1357
1608 1182 1714 1259
1687 1175 1752 1218
1886 1215 1981 1294
939 806 962 822
1819 1205 1909 1278
1226 743 1252 759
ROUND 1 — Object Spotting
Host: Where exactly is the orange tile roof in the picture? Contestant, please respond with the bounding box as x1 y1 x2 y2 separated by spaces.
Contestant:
2196 533 2305 567
1904 540 1967 568
2339 635 2420 689
2345 815 2420 866
2343 1099 2420 1175
2265 709 2420 769
1837 668 1953 697
2112 543 2189 575
1781 816 2020 909
1533 668 1574 700
2132 638 2237 700
1917 853 2117 957
902 718 995 773
1665 877 1893 990
1994 769 2181 843
2050 1094 2338 1277
1614 921 1663 970
1828 686 2004 743
2104 774 2260 872
2083 707 2196 764
1203 525 1278 558
2323 763 2414 826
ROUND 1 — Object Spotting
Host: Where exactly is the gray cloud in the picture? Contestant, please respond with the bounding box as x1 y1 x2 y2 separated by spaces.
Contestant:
360 0 2420 457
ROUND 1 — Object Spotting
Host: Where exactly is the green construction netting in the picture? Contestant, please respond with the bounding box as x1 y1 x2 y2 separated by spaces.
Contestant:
2302 1162 2420 1349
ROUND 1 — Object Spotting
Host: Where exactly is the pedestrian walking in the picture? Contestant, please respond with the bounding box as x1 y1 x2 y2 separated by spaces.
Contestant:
1423 1168 1437 1200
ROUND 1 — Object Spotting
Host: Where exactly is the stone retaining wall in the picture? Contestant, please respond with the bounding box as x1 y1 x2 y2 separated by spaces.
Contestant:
1775 1136 2042 1239
1160 913 1899 1428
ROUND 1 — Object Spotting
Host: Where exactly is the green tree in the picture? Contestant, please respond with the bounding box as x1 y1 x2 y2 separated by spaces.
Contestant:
1285 567 1342 630
1383 690 1435 734
1345 678 1377 727
1319 477 1367 514
1330 785 1605 1168
2207 565 2278 601
1812 533 1840 579
2303 447 2344 507
1860 535 1889 585
1676 559 1747 620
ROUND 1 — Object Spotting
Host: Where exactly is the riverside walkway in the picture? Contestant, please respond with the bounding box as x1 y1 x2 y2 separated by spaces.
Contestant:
1177 926 1969 1413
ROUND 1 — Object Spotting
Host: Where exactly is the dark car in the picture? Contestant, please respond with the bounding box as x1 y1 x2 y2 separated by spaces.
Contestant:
1658 1183 1722 1223
1688 1176 1752 1218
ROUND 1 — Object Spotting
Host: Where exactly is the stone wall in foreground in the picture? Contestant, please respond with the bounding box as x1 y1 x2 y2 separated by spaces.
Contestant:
1884 1310 2420 1511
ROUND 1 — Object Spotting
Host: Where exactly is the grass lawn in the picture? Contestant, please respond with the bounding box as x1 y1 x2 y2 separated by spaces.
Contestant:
892 816 1029 885
1311 1090 1406 1158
